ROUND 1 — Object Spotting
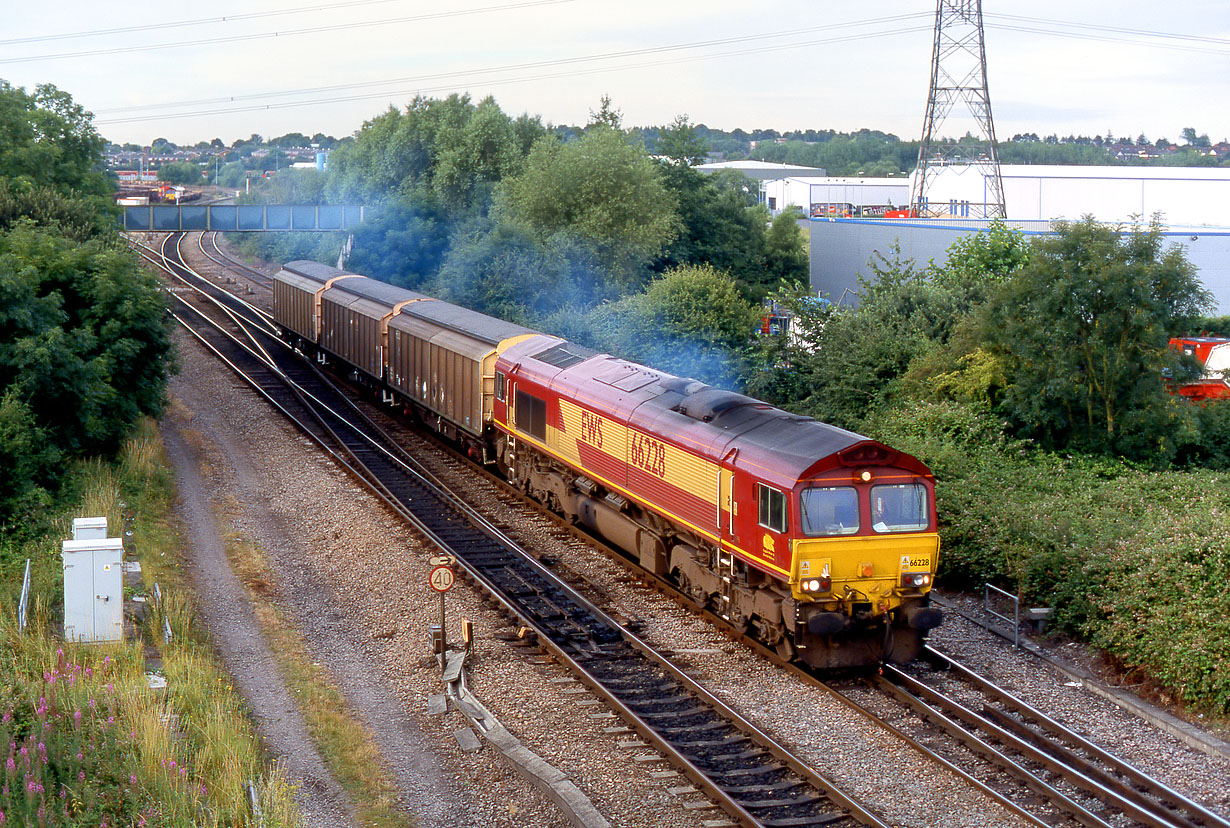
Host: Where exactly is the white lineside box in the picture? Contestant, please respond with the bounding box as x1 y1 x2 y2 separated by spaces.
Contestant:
62 534 124 643
72 517 108 541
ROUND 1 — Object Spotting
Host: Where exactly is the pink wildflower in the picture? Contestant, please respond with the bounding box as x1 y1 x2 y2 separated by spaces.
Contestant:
129 775 137 786
78 771 84 781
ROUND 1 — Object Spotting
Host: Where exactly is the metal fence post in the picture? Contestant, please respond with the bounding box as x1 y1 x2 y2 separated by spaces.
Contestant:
18 559 31 633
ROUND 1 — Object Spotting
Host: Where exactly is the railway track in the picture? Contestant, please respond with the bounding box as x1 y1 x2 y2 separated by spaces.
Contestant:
143 231 889 828
197 230 276 288
891 648 1226 828
142 231 1230 828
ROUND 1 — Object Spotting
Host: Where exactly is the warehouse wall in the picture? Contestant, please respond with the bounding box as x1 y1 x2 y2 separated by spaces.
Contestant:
809 219 1230 315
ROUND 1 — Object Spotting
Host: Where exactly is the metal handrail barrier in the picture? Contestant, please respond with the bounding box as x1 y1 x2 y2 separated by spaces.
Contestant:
248 780 264 827
984 582 1019 648
151 582 172 644
18 559 31 632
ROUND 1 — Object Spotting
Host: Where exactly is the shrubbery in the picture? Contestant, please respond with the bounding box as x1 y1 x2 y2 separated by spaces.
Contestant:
0 82 173 533
875 401 1230 712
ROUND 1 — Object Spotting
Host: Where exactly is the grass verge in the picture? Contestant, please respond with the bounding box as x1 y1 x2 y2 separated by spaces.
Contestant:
0 419 301 826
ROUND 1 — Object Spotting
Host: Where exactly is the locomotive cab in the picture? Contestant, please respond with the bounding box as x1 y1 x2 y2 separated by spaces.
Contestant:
784 444 942 669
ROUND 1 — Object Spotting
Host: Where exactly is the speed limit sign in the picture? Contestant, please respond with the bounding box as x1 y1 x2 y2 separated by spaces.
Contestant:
429 565 455 593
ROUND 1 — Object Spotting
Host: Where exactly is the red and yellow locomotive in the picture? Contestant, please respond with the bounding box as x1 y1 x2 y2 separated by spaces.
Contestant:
273 261 943 669
492 337 942 669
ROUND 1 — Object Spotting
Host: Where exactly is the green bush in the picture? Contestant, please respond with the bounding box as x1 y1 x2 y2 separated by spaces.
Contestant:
1093 504 1230 713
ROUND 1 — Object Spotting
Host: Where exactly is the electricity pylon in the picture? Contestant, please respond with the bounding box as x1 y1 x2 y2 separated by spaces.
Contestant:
909 0 1006 219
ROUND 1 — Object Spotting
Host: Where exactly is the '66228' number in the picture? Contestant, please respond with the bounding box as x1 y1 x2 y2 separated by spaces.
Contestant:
630 432 667 478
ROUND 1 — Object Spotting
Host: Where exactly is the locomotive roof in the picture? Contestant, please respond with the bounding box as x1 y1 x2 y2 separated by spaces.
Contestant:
504 341 929 484
633 378 872 480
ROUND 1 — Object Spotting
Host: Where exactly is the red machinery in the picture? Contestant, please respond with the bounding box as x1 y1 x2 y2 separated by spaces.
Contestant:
1169 337 1230 400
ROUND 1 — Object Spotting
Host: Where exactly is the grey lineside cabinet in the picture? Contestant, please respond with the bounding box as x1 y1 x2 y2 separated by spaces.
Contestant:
62 517 124 643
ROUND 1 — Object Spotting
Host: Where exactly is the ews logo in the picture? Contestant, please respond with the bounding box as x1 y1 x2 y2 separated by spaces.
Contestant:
580 410 604 448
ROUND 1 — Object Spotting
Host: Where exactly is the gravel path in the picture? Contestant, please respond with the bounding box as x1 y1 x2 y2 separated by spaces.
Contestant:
161 410 358 827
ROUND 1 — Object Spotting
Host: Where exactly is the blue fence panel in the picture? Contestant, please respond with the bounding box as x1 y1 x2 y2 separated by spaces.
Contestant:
209 205 238 231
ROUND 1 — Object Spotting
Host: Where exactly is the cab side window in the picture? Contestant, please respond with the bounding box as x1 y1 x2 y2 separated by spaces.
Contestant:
757 483 787 533
495 371 506 402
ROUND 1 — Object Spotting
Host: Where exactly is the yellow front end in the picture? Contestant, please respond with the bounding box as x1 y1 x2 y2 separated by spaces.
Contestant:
792 534 940 614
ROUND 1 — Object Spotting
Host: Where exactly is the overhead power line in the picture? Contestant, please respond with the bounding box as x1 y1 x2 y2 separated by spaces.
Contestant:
95 25 930 126
986 21 1230 56
985 13 1230 48
0 0 575 65
0 0 430 46
94 13 931 116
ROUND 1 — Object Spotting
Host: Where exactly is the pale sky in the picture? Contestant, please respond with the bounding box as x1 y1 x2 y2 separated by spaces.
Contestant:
4 1 1229 148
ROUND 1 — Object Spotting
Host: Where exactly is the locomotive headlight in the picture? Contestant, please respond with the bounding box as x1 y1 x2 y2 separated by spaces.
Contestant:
900 572 931 589
800 577 832 594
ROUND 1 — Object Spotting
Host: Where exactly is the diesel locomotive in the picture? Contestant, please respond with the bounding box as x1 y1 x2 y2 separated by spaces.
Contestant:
273 260 943 669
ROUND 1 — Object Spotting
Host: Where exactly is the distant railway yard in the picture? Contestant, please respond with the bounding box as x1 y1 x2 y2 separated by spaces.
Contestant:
133 231 1230 828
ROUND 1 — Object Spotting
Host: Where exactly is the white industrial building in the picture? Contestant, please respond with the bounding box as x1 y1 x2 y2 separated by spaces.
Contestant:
918 164 1230 226
763 176 910 216
802 163 1230 314
694 160 824 181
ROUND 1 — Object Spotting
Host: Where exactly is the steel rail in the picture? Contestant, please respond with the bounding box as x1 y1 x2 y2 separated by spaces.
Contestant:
920 648 1230 828
151 241 886 828
199 230 276 289
878 663 1214 828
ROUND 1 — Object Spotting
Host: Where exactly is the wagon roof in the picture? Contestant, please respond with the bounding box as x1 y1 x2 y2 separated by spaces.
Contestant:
281 260 355 285
400 300 538 346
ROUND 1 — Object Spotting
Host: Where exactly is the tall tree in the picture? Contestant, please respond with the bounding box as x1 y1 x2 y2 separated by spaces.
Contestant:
657 114 709 165
980 217 1211 460
587 94 623 130
590 264 758 387
496 127 679 291
0 82 109 198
